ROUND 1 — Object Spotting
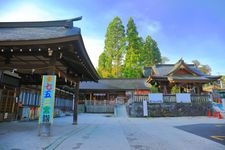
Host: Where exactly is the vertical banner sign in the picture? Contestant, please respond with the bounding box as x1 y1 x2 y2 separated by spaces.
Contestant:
39 75 56 124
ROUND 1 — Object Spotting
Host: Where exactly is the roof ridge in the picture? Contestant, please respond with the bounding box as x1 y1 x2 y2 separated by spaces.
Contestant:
0 16 82 28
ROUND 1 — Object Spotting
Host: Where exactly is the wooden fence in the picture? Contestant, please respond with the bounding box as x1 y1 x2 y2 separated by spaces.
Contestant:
84 100 115 113
131 94 209 104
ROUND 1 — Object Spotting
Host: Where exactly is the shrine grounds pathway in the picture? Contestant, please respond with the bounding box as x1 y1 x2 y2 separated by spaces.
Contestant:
0 113 225 150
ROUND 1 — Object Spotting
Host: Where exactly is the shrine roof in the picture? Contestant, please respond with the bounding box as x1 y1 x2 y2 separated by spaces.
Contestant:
0 17 99 83
144 59 208 77
80 78 149 91
0 17 82 41
145 59 221 82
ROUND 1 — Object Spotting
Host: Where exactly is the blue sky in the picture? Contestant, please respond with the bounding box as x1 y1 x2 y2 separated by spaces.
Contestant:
0 0 225 75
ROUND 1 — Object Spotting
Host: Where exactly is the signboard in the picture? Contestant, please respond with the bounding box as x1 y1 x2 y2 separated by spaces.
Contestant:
39 75 56 124
143 100 148 117
148 93 163 103
176 93 191 103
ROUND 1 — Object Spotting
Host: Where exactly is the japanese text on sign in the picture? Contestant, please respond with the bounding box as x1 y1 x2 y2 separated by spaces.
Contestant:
39 75 56 124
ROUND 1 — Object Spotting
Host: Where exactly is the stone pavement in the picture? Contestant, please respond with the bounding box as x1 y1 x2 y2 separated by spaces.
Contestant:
0 114 225 150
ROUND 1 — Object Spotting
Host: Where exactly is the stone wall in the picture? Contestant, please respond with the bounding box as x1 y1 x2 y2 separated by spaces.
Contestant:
127 102 212 117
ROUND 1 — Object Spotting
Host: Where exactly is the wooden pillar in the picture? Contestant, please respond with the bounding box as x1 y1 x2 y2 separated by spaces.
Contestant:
0 88 2 121
107 92 109 100
73 81 80 125
90 92 92 100
163 85 167 94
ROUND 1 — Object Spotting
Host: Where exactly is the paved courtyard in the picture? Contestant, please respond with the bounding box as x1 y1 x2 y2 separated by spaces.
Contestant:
0 114 225 150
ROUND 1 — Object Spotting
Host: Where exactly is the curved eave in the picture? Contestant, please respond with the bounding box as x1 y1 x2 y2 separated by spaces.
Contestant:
167 76 220 83
76 35 99 82
169 79 211 83
0 35 80 46
205 75 222 80
147 76 167 83
0 35 99 82
0 17 82 28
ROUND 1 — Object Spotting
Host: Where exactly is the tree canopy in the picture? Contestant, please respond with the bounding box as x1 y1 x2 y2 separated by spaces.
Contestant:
97 16 126 78
123 17 143 78
97 16 162 78
192 60 212 75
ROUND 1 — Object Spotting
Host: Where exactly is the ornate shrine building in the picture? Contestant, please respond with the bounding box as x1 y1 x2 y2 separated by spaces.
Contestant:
145 59 221 94
0 17 99 122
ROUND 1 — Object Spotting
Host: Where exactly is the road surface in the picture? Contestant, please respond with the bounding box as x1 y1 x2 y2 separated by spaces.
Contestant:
0 114 224 150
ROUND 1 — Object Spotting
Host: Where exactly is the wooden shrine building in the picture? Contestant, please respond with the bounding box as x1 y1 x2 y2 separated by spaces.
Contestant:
0 17 99 122
145 59 221 94
79 78 149 103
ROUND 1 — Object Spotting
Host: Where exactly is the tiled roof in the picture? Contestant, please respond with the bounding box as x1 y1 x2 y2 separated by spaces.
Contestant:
144 59 207 77
80 78 149 90
145 59 221 82
0 17 99 82
0 17 81 41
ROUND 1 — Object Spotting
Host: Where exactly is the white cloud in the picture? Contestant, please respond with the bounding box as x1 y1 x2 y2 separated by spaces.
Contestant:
138 20 162 37
82 37 104 68
146 21 161 34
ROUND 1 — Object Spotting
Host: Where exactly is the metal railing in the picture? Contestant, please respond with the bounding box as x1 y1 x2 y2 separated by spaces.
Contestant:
191 94 209 103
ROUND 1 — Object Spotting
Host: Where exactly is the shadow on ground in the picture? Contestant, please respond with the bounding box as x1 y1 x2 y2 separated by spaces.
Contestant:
175 123 225 145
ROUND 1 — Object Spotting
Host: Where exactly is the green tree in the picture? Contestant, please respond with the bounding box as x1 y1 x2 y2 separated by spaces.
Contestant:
97 16 126 78
123 17 143 78
161 56 170 64
150 38 162 65
140 36 153 67
97 52 110 77
141 35 162 67
149 84 159 93
171 85 180 94
192 60 211 75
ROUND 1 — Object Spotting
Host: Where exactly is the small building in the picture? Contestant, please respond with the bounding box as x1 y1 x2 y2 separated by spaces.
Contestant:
79 78 150 102
145 59 221 94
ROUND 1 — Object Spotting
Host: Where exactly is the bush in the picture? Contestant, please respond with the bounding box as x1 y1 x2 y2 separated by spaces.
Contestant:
150 85 159 93
171 85 180 94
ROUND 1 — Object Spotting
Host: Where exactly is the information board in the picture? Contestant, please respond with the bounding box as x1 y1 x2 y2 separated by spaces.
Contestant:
148 93 163 103
176 93 191 103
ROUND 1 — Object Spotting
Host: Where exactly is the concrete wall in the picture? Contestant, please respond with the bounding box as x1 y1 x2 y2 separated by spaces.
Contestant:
127 102 212 117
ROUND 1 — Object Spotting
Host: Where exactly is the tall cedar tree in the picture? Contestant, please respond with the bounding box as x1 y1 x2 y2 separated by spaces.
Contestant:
97 17 126 78
123 17 143 78
142 35 162 66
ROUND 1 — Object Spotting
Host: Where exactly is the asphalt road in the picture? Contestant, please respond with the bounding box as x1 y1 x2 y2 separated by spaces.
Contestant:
176 123 225 145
